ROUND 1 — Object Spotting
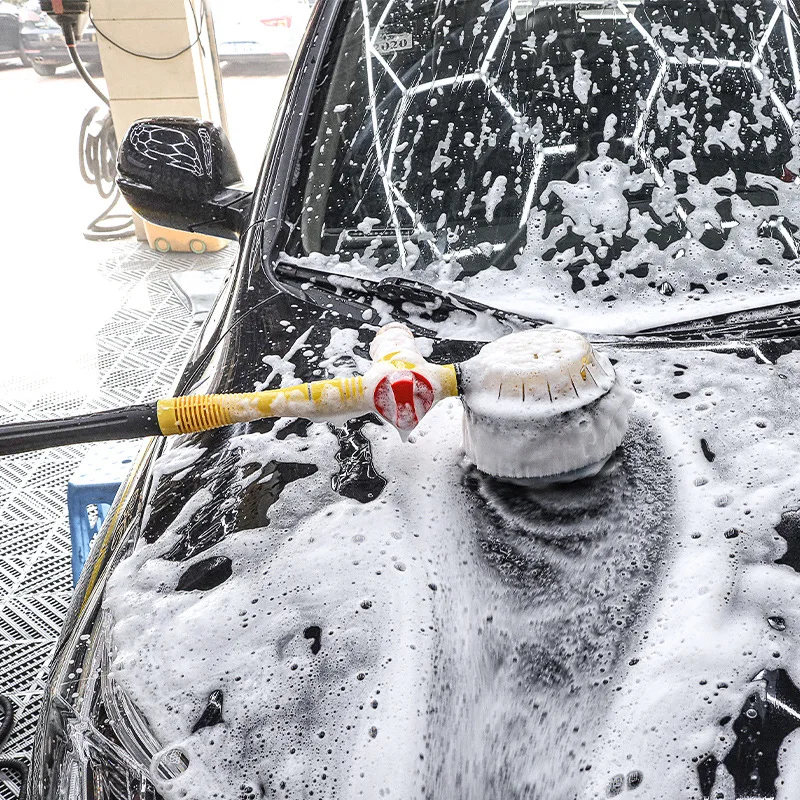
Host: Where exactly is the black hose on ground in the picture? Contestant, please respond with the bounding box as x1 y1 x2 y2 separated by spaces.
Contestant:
0 695 28 800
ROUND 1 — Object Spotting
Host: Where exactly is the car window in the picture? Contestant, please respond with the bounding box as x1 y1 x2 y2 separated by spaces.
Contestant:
287 0 800 332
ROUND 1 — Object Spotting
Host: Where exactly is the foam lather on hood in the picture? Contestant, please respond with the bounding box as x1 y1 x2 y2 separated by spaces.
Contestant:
459 328 634 480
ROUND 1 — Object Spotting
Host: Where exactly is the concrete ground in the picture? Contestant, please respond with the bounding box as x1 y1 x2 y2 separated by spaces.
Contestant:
0 57 288 786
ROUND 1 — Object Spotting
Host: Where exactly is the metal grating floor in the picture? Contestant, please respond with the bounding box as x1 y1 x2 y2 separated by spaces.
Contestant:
0 239 235 797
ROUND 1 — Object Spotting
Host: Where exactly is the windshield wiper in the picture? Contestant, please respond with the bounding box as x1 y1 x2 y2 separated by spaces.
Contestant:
274 260 550 331
275 261 800 351
629 298 800 341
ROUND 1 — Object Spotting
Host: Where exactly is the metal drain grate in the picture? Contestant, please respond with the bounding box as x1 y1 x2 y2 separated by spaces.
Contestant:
0 596 71 642
0 562 27 597
0 239 237 781
1 695 44 773
0 523 53 561
0 747 28 800
0 645 51 696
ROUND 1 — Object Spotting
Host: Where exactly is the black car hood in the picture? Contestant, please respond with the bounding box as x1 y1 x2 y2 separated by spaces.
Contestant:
101 290 800 799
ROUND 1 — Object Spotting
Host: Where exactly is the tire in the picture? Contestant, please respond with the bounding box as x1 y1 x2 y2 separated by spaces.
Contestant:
31 62 57 76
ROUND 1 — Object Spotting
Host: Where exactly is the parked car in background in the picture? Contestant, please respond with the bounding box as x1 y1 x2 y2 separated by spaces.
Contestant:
211 0 313 68
19 0 100 76
0 2 23 65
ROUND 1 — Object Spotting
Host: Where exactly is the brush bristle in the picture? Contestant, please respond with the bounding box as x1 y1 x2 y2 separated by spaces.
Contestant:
458 328 634 480
462 380 634 479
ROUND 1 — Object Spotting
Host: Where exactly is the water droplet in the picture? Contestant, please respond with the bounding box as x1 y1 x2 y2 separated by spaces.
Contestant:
627 771 643 789
768 616 786 631
154 748 189 780
608 773 625 795
657 280 674 296
724 528 741 539
745 707 758 719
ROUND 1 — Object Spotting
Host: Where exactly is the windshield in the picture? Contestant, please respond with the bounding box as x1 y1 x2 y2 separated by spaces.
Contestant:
285 0 800 332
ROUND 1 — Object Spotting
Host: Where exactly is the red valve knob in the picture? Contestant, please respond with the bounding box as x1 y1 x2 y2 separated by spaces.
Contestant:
373 371 435 431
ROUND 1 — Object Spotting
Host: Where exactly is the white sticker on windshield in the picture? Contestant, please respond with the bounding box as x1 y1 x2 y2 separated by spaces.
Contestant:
374 32 413 54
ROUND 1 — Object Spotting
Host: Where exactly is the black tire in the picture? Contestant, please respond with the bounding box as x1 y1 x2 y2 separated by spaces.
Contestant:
31 62 57 76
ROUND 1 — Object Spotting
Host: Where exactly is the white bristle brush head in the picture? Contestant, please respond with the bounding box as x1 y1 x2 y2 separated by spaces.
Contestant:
459 328 634 481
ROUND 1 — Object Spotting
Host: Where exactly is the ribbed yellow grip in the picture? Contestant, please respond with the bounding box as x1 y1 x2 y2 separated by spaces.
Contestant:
439 363 459 400
156 376 371 436
157 393 247 435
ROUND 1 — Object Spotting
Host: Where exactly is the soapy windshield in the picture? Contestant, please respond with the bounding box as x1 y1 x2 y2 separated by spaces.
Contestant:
293 0 800 331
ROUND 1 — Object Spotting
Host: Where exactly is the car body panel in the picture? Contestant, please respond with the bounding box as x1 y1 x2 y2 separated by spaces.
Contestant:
109 335 800 798
20 28 99 68
211 0 312 63
19 0 99 69
0 3 22 61
36 278 800 799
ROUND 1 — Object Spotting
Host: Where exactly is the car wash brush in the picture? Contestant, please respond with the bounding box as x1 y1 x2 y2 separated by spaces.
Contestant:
0 324 633 482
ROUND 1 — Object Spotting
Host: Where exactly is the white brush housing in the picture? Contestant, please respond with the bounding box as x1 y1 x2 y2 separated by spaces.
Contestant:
459 328 634 481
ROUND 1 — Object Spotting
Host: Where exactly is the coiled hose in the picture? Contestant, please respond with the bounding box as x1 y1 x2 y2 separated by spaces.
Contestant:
0 695 27 800
78 106 135 242
64 25 134 243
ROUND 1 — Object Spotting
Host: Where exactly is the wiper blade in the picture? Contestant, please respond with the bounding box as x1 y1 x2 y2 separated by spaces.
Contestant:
630 298 800 340
274 261 549 329
376 275 549 327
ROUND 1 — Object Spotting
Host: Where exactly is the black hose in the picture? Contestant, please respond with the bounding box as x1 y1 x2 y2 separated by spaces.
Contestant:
61 23 135 242
0 403 161 457
0 697 12 746
0 696 28 800
63 24 108 106
78 107 136 241
78 106 115 198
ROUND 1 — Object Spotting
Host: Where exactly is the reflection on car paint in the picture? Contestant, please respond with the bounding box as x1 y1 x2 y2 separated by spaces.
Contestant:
329 417 388 503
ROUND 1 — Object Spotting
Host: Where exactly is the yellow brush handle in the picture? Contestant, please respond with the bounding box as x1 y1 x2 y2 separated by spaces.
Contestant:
155 323 460 438
156 376 368 435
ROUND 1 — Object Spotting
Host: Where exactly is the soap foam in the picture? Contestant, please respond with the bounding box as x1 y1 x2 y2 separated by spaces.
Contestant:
104 336 800 799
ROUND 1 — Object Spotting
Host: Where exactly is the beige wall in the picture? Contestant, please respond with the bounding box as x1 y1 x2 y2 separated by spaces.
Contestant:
92 0 226 141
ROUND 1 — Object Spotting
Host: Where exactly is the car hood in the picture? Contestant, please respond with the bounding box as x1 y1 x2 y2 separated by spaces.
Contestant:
102 317 800 799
